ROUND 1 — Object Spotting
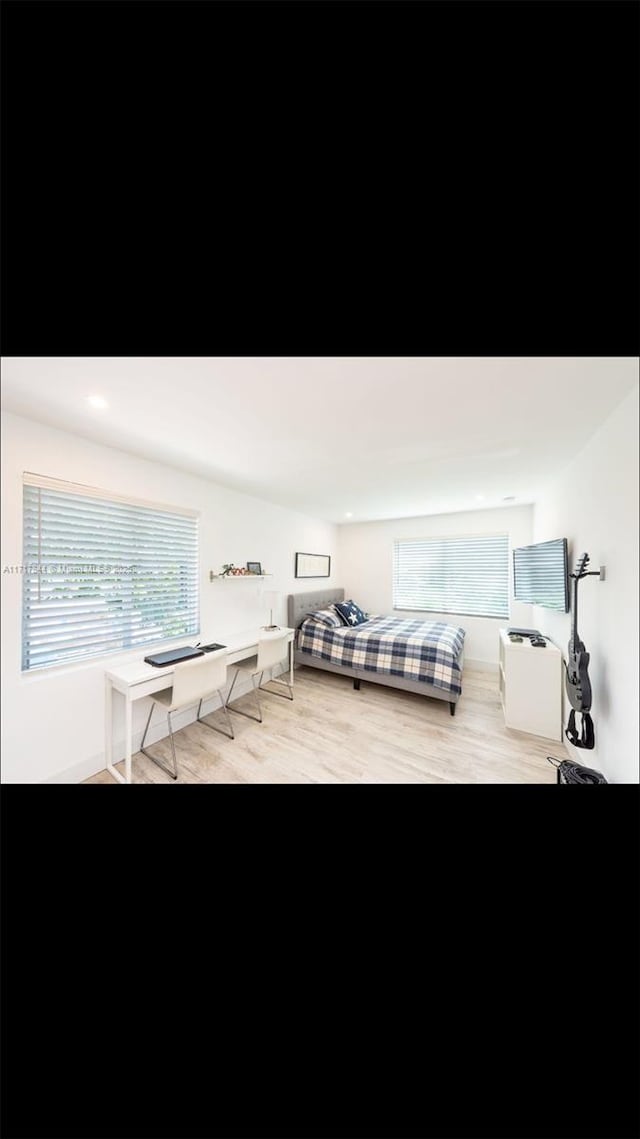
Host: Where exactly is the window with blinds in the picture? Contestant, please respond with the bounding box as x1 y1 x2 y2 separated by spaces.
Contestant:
393 534 509 619
22 474 199 671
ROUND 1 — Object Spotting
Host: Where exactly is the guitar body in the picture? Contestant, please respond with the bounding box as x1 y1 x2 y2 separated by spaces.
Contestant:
565 641 592 712
565 553 594 713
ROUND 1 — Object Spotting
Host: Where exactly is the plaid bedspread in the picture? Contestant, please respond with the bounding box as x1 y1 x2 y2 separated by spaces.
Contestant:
297 616 465 697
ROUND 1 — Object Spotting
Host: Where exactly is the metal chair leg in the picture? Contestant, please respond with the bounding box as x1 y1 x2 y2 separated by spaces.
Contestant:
259 670 294 701
167 713 178 778
225 670 239 707
140 701 154 750
225 670 262 723
197 692 235 739
220 691 235 738
253 675 262 722
140 700 179 781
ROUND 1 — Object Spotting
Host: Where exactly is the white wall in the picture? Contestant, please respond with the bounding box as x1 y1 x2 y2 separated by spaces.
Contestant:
532 384 639 784
337 505 535 666
0 411 339 783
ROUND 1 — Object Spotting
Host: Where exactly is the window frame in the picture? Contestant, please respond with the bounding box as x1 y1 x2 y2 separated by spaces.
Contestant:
392 531 510 620
21 473 200 673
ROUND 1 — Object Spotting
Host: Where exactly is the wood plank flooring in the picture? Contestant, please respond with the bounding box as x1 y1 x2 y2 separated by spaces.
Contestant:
85 665 560 784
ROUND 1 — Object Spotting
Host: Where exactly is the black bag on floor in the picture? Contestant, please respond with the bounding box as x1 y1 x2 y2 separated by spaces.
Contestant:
548 757 608 784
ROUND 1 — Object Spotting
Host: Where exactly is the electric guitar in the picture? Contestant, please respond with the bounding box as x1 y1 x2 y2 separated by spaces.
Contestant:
565 553 592 713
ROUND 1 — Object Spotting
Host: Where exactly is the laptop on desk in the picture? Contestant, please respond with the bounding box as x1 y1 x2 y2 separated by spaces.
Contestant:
144 646 204 667
144 643 227 667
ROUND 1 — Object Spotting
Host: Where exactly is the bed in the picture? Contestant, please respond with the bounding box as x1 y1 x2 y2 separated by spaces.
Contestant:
288 588 465 714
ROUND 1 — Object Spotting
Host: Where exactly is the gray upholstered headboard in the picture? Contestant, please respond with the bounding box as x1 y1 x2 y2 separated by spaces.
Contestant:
288 588 345 629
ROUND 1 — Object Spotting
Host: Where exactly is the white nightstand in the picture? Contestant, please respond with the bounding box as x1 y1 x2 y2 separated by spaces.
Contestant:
498 629 562 741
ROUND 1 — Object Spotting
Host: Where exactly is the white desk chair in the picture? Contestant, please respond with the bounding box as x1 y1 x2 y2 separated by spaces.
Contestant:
225 631 293 724
140 649 233 780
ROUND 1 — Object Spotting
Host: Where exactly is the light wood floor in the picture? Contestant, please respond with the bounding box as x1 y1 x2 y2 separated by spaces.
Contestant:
86 665 560 784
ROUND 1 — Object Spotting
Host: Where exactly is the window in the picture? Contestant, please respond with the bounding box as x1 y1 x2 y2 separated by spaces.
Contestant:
22 474 199 671
392 534 509 619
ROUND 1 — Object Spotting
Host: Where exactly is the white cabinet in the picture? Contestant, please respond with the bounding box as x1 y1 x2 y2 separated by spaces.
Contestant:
498 629 562 741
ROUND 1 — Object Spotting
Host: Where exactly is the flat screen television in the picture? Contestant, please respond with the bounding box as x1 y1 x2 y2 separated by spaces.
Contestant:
513 537 569 612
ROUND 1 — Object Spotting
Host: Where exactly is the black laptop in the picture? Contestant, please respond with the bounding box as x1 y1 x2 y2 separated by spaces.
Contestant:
144 646 204 667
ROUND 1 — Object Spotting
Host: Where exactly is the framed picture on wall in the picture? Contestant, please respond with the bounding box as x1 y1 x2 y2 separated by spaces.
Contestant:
246 562 262 574
295 552 331 578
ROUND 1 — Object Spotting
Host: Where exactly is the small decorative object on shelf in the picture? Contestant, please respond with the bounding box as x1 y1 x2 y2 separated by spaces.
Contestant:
247 561 262 574
210 566 272 580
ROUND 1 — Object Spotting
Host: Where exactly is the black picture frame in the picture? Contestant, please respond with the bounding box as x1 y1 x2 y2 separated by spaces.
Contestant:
295 552 331 578
246 562 262 575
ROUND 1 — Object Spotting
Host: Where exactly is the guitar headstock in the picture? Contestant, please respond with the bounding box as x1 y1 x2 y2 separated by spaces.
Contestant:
573 552 590 578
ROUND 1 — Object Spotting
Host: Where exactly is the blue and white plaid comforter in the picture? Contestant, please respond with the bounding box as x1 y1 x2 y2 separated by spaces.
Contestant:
297 615 465 697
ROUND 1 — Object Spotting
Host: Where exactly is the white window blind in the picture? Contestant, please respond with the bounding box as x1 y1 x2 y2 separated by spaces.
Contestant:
393 534 509 619
22 474 199 671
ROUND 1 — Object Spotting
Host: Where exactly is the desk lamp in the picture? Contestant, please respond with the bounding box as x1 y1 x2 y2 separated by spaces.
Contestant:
262 590 280 631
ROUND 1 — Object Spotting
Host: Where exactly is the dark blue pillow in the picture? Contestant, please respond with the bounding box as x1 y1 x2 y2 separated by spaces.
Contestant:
334 600 369 627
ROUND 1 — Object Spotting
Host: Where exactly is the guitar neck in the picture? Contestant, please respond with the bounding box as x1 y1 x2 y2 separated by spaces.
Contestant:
570 575 579 654
569 554 591 657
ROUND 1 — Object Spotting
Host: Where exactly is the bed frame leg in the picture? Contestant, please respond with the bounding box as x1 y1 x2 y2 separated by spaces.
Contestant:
449 701 456 716
353 679 360 691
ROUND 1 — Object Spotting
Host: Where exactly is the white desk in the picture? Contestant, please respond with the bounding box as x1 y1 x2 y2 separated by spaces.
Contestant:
105 627 295 784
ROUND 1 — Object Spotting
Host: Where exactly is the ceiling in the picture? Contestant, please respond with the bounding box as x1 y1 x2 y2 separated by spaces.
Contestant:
1 357 638 523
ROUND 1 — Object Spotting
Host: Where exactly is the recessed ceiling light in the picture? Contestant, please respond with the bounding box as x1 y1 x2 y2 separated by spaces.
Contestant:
503 495 516 502
345 512 353 518
475 495 485 501
87 395 109 410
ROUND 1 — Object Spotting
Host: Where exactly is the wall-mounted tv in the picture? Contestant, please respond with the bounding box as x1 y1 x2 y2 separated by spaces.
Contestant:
513 537 569 612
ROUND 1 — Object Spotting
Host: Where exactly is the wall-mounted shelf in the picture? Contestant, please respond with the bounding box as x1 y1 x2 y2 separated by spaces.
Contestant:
209 572 272 582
